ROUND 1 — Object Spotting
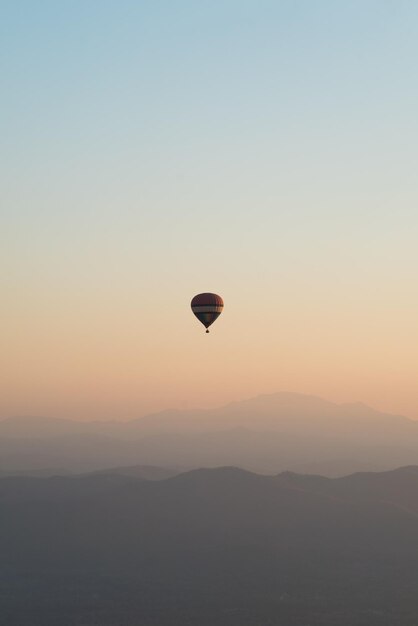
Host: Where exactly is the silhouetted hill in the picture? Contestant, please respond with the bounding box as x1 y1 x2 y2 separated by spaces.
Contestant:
279 465 418 515
87 463 184 480
2 393 412 438
131 392 413 437
2 466 418 624
1 393 418 475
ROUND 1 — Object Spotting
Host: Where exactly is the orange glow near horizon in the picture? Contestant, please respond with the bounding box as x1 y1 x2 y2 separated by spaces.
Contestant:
2 269 417 420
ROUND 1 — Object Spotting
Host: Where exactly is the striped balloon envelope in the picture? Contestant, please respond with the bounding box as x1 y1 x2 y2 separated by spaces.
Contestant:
191 293 224 333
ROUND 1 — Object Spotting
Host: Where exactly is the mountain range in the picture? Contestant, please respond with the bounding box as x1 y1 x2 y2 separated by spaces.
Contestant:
1 392 418 475
2 465 418 625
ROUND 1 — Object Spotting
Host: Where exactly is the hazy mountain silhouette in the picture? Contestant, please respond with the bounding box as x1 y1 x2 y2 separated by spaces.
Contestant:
2 466 418 625
279 465 418 515
87 463 185 480
1 393 418 475
2 393 411 438
0 463 184 480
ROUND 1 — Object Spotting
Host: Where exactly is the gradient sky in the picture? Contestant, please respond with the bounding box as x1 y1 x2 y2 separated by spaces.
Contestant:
2 1 417 420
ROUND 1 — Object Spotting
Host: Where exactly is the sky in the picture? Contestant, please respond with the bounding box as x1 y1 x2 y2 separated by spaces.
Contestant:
2 0 417 420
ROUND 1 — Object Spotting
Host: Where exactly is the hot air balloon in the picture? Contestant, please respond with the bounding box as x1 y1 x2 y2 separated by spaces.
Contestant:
191 293 224 333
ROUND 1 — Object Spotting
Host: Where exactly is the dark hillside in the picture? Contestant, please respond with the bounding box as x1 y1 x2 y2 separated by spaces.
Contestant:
2 467 418 624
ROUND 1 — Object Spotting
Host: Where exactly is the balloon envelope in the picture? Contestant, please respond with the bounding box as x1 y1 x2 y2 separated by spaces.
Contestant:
191 293 224 332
